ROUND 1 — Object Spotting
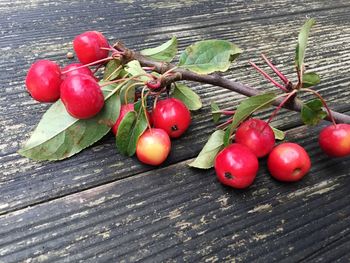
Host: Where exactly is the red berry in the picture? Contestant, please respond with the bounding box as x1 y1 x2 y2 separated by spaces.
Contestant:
152 98 191 138
214 143 259 189
235 118 275 158
60 74 104 119
62 63 95 80
319 124 350 157
73 31 109 64
112 104 134 135
136 128 171 166
267 143 311 182
25 60 62 102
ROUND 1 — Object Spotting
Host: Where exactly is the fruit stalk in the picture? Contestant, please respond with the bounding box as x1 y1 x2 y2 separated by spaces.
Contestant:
115 43 350 124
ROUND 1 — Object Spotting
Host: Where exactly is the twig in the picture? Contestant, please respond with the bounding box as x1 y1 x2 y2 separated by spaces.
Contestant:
261 53 289 84
249 61 288 92
114 43 350 124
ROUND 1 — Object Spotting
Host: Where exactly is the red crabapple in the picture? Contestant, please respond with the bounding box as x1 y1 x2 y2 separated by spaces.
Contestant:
73 31 109 64
60 74 104 119
152 98 191 138
136 128 171 166
319 124 350 157
214 143 259 189
267 142 311 182
235 118 275 158
25 60 62 102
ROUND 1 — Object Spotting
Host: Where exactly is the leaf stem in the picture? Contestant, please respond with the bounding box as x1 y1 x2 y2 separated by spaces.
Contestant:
261 53 289 84
212 110 235 116
142 66 156 71
302 88 337 126
296 65 303 89
216 119 232 130
249 61 289 92
163 66 178 77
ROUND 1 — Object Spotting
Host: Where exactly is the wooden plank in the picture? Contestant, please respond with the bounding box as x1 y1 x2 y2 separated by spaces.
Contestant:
1 1 350 215
0 123 348 262
301 233 350 262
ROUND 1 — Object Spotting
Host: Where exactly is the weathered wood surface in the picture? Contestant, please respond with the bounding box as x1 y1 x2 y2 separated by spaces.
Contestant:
0 0 349 262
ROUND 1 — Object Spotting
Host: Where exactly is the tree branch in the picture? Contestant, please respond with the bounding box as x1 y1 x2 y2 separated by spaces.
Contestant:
117 43 350 124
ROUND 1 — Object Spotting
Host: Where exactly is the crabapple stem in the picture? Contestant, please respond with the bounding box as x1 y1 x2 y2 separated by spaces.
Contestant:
61 56 114 74
302 88 337 126
100 76 140 87
142 66 156 71
163 66 178 76
92 63 104 74
261 53 289 84
103 78 143 101
249 61 289 92
105 65 122 80
100 47 117 52
124 82 142 105
153 88 166 109
102 80 127 101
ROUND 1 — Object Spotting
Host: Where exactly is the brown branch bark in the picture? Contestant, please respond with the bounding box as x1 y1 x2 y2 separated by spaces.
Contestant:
118 44 350 124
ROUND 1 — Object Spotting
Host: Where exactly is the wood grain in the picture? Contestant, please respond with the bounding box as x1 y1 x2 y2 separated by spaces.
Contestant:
0 123 348 262
0 0 349 261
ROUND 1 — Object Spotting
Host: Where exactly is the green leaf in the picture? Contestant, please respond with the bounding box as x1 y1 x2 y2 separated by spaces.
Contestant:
211 102 221 123
172 83 202 111
103 59 122 81
127 101 148 156
223 128 231 147
178 40 242 74
188 130 225 169
302 72 320 88
271 126 285 140
116 111 137 155
301 99 327 126
115 101 148 156
295 18 316 70
224 92 276 146
125 60 152 82
140 36 178 62
18 84 121 161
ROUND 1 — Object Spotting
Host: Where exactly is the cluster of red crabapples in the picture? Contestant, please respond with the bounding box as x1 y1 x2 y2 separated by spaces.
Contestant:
214 118 311 189
213 53 350 189
24 30 350 189
25 31 109 119
114 97 191 166
25 31 192 166
214 118 350 189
